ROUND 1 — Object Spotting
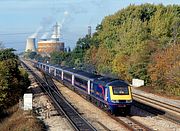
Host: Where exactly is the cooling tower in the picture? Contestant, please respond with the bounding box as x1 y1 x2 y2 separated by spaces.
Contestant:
25 38 36 52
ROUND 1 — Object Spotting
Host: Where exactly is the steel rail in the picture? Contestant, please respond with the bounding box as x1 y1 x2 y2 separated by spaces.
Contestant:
43 74 97 131
133 93 180 124
133 93 180 113
109 115 153 131
21 60 96 131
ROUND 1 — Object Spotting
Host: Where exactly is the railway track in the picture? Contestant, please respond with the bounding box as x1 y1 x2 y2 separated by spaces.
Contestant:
21 60 96 131
53 77 154 131
25 59 175 130
133 93 180 113
115 116 152 131
44 74 97 131
133 93 180 124
46 72 154 130
49 76 154 130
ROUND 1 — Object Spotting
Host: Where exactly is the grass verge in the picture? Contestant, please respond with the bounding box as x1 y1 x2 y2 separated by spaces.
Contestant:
137 86 180 100
0 104 45 131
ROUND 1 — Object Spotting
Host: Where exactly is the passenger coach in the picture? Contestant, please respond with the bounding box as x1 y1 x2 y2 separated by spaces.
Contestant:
36 62 133 114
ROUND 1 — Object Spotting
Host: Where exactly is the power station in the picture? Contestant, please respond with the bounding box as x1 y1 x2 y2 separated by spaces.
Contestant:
25 22 65 56
37 23 64 56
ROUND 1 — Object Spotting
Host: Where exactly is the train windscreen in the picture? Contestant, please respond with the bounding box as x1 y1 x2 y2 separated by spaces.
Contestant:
112 86 129 95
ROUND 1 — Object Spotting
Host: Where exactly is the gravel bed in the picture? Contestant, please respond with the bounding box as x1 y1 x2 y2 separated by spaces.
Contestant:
132 88 180 107
26 63 74 131
54 81 128 131
55 80 180 131
131 106 180 131
32 88 74 131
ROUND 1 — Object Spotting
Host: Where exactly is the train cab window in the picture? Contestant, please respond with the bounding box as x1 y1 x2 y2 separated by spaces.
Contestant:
112 86 129 95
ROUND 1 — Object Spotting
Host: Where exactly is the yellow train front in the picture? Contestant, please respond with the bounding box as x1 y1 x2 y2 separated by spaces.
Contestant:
91 77 133 115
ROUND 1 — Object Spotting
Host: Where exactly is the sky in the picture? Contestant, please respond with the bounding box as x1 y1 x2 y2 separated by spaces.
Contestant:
0 0 179 53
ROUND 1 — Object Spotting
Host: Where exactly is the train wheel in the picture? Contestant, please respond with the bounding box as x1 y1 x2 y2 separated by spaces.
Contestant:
108 106 113 115
104 104 108 111
97 101 100 107
99 102 102 108
125 106 131 115
92 98 96 104
87 96 91 102
100 102 103 109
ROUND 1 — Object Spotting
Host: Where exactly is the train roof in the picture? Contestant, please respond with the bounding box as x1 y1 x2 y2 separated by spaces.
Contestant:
94 77 129 87
37 62 128 85
63 67 101 79
107 80 129 87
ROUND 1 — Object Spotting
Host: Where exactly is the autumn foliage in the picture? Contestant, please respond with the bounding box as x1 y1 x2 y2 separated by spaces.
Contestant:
148 44 180 95
83 4 180 96
0 49 30 110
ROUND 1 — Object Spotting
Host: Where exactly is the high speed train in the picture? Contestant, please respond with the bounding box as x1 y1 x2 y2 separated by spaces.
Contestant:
35 61 133 114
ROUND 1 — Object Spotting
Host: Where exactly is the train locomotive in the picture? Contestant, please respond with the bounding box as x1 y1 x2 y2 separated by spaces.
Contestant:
36 61 133 114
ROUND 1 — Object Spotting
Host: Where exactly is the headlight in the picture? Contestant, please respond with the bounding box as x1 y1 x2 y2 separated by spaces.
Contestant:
126 100 132 103
111 100 119 103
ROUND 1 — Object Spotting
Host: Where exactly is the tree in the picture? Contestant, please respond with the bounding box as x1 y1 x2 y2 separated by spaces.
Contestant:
50 51 69 65
34 54 43 62
0 48 30 110
0 48 17 60
148 44 180 95
82 4 180 96
24 50 37 59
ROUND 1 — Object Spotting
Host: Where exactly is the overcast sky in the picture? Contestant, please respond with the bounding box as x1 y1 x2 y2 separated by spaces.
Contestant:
0 0 179 52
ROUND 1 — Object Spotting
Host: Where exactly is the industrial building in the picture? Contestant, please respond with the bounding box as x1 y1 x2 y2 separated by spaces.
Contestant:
37 22 64 55
25 22 65 55
38 40 64 54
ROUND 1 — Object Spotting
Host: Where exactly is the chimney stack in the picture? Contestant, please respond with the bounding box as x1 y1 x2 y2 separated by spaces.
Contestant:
88 26 91 37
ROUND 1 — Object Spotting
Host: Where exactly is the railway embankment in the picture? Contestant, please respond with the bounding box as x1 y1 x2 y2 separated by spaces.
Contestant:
132 87 180 124
132 88 180 111
0 75 44 131
132 88 180 107
22 60 75 131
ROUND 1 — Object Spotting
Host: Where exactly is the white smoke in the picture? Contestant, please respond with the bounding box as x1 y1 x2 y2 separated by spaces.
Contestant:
29 26 43 38
29 15 55 38
58 10 69 38
31 10 69 40
40 32 49 40
59 11 69 28
62 11 69 24
64 11 69 16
